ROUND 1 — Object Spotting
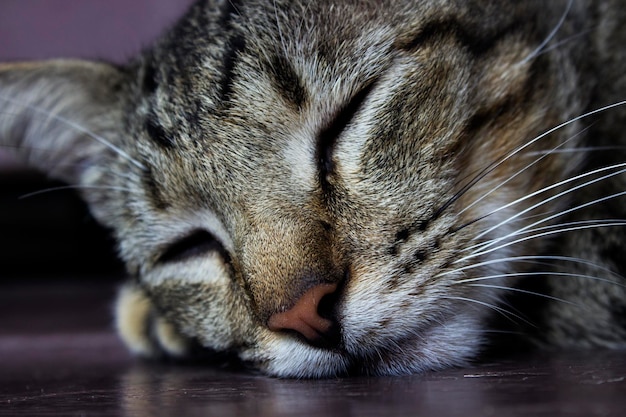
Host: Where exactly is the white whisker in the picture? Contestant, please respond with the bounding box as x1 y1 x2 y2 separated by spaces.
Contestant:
471 163 626 244
524 146 626 156
0 95 146 171
441 296 533 326
19 185 135 199
466 218 626 256
508 219 626 238
462 192 626 261
1 141 132 183
465 283 580 307
518 0 573 65
457 127 587 219
455 271 624 288
445 101 626 221
438 255 626 281
532 29 591 58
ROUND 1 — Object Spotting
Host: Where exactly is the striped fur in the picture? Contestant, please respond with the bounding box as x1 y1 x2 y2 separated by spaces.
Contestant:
1 0 626 377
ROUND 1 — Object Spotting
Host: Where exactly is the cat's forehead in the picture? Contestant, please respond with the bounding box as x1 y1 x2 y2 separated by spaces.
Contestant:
141 1 401 105
123 0 542 216
130 1 429 163
136 0 528 109
128 3 405 182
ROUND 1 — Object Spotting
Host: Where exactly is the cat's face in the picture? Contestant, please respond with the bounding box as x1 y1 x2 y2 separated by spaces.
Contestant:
108 0 586 376
1 0 592 377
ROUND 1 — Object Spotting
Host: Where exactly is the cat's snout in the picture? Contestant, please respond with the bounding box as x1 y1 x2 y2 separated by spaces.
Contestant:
267 283 340 349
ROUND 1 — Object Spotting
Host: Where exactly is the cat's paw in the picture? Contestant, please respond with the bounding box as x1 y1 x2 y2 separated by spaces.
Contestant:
115 282 190 358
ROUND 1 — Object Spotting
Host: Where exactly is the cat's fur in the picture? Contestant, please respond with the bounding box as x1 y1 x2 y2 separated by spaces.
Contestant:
1 0 626 377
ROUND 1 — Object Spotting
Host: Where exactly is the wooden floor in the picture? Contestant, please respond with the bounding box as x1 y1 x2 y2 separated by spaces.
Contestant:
1 280 626 417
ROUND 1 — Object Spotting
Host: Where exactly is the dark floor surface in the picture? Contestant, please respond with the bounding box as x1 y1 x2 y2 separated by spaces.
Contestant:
1 280 626 417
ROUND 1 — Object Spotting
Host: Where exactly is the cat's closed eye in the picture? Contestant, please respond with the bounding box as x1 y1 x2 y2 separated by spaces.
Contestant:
156 230 230 265
317 82 376 184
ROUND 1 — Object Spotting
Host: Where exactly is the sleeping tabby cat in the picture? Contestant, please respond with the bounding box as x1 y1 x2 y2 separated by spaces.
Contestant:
1 0 626 377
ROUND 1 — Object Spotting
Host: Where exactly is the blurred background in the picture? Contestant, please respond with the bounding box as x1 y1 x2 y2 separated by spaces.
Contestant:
0 0 195 280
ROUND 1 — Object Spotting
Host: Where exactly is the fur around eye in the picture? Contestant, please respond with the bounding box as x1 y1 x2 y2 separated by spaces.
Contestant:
157 230 229 265
316 81 376 188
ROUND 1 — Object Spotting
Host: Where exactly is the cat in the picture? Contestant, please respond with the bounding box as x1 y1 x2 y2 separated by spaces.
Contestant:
1 0 626 378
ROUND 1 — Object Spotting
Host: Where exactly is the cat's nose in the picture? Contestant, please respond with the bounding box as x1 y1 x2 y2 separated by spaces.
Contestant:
267 282 340 348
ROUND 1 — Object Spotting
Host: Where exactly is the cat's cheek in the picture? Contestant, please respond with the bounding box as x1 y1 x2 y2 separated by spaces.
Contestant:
332 262 492 374
367 313 485 376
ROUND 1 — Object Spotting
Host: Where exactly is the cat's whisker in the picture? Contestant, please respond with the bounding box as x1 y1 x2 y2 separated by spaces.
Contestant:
456 126 588 220
0 0 623 378
523 145 626 157
0 141 128 178
18 184 136 199
434 100 626 222
0 95 146 171
466 162 626 243
468 182 626 258
464 217 626 256
0 141 61 154
454 271 624 288
226 0 242 15
463 215 626 263
532 29 592 58
435 255 579 278
440 296 533 326
513 210 558 222
437 255 626 282
0 111 97 157
518 0 574 65
505 219 626 239
452 162 626 242
465 283 580 307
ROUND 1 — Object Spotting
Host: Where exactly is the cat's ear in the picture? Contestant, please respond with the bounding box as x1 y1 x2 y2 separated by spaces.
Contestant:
0 59 132 184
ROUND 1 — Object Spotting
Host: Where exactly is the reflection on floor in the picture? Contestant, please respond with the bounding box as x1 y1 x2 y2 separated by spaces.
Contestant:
1 280 625 417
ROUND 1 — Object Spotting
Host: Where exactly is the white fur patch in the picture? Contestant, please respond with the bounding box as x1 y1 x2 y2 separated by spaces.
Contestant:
257 333 350 378
282 124 317 191
147 252 230 287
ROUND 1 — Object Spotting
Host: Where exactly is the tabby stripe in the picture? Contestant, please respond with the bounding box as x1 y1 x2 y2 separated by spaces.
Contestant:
142 166 169 210
464 50 547 136
218 0 242 28
141 58 158 94
316 81 376 193
145 115 175 149
398 17 528 57
218 0 246 102
265 55 308 109
219 35 246 102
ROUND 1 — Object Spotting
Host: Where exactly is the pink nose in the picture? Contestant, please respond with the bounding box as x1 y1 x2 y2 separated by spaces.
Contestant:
267 283 339 346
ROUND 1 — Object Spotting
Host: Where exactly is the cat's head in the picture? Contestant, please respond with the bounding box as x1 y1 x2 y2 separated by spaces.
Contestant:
0 0 589 377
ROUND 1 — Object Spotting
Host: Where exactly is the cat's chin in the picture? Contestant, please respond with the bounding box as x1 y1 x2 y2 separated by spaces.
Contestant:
249 336 351 378
249 312 482 378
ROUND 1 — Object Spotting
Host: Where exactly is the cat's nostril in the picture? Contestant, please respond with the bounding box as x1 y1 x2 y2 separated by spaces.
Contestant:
267 283 340 348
